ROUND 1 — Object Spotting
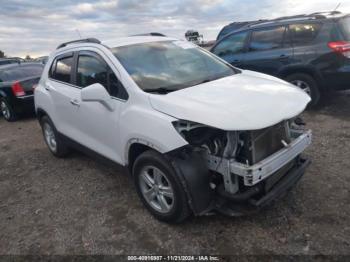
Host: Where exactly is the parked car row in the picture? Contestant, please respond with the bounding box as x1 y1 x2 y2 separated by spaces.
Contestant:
0 63 44 121
212 11 350 105
0 57 25 66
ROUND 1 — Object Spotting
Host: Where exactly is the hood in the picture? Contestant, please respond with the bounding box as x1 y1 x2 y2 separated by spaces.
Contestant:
149 70 311 131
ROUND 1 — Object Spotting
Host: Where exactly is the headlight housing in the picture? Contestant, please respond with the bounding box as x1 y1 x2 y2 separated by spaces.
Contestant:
172 120 238 158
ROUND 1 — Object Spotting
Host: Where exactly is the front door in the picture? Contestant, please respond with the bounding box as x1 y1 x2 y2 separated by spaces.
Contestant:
71 50 128 164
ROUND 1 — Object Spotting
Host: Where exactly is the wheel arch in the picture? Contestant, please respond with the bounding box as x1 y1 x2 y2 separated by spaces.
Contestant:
127 141 214 216
126 141 157 173
36 107 49 121
278 66 325 90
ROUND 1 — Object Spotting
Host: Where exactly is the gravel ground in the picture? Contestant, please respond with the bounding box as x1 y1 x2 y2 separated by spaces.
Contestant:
0 92 349 256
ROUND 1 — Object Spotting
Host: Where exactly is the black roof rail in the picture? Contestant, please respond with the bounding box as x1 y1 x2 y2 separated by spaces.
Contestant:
132 32 166 37
245 12 331 28
310 11 342 16
57 38 101 49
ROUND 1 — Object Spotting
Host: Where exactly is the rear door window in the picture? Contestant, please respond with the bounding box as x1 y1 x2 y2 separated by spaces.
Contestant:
289 23 322 46
212 31 248 57
249 26 286 51
50 55 73 84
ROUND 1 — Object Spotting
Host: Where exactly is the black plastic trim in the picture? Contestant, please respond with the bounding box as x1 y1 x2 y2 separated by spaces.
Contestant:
57 38 101 49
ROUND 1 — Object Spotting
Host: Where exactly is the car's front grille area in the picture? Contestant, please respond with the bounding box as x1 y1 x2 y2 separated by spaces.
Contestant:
237 121 290 165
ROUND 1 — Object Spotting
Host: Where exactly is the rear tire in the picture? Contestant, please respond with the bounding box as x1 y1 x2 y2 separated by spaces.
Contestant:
285 73 321 107
133 150 191 223
40 115 70 157
0 98 17 122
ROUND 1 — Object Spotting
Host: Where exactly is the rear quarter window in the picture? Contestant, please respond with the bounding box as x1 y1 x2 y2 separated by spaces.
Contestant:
289 23 322 46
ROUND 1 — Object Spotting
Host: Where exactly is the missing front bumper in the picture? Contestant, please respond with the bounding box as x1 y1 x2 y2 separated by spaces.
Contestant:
215 157 310 216
205 129 312 194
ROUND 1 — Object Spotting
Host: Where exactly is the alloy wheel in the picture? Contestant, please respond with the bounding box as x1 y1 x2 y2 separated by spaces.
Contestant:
291 80 311 96
139 166 174 213
0 101 11 120
43 123 57 153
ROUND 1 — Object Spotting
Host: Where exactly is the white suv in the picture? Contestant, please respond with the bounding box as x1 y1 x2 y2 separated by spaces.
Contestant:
35 36 312 223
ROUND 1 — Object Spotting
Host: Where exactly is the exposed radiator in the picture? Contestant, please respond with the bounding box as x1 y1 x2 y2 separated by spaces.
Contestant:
237 122 290 165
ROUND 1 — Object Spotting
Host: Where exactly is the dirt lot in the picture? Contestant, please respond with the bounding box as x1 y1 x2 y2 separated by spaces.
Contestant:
0 92 349 256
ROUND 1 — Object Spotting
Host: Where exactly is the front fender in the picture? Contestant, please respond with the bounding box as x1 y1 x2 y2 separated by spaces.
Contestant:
120 105 188 165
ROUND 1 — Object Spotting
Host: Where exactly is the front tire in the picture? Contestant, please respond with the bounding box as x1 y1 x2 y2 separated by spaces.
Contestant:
285 73 321 106
40 115 70 157
0 98 17 122
133 150 191 223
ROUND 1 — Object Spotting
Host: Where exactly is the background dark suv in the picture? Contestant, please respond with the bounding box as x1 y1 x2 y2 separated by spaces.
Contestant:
211 11 350 105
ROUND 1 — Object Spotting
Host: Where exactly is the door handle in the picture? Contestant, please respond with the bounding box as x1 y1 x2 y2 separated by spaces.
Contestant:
44 82 54 91
70 99 80 107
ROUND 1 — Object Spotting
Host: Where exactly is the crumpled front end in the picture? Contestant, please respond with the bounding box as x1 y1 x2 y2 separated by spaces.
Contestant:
172 117 312 216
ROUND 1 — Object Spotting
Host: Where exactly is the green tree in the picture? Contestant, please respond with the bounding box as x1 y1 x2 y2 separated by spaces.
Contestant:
0 50 5 58
25 55 32 60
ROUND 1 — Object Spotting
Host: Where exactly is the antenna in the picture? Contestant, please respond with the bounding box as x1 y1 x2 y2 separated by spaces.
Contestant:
334 2 341 11
75 29 82 39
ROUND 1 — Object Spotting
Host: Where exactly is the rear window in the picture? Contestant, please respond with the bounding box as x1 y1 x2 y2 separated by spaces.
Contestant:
289 23 322 46
339 17 350 41
0 65 43 82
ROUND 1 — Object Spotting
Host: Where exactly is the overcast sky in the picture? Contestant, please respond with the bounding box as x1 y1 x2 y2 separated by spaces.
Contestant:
0 0 349 57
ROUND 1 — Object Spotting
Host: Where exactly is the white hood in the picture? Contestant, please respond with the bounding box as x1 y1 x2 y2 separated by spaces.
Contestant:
149 70 311 131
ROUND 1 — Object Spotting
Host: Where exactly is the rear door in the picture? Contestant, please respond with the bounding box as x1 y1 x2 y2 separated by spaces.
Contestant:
211 31 249 68
289 22 324 65
242 26 293 75
45 52 81 138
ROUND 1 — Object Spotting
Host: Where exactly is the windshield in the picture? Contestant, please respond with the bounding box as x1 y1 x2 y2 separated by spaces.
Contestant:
340 17 350 41
112 41 236 93
0 65 43 82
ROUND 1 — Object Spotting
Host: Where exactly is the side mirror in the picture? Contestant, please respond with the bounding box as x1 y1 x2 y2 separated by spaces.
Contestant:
81 83 115 111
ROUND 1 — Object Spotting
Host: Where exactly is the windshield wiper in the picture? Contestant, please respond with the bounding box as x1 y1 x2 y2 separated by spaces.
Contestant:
189 78 215 87
143 87 176 94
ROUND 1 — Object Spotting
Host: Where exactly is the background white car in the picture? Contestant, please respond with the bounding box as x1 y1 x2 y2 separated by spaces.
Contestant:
35 36 311 223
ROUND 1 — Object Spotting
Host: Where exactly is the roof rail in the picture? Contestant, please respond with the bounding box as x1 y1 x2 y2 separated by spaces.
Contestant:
245 11 338 29
310 11 342 16
132 32 166 37
57 38 101 49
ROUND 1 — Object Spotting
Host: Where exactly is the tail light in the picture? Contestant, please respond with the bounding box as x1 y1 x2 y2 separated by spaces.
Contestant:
11 81 26 97
328 41 350 56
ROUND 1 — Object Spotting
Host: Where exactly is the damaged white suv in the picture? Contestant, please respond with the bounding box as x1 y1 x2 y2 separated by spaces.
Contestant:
35 36 312 223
